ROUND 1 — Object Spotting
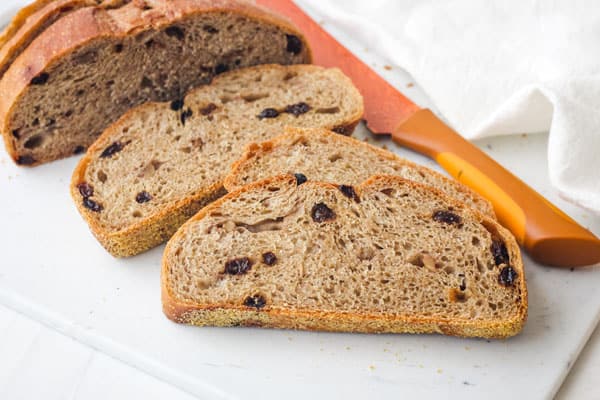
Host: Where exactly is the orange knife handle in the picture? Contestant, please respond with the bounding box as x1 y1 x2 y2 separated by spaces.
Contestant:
394 109 600 268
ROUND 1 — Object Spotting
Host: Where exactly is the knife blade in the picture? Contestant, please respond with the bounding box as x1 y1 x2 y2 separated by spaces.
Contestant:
256 0 600 268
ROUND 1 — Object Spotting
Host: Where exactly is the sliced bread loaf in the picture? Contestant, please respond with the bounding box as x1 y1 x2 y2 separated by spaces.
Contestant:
162 174 527 338
71 65 364 257
0 0 311 165
225 128 495 218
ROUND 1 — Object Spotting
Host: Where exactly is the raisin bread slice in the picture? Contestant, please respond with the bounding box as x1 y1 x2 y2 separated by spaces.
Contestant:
225 127 495 218
162 174 527 338
71 65 364 257
0 0 311 166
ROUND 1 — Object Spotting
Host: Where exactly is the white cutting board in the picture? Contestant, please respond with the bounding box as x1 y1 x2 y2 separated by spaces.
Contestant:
0 2 599 399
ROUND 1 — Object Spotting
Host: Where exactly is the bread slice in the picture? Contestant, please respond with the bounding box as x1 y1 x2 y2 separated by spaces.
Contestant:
162 174 527 338
0 0 311 166
71 65 364 257
225 128 495 218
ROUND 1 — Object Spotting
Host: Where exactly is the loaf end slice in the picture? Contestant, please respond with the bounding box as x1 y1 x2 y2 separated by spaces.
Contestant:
1 0 311 165
162 175 527 338
71 65 363 257
225 127 496 218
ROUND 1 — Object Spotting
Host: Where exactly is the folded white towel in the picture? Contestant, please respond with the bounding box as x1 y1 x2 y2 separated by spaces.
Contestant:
301 0 600 213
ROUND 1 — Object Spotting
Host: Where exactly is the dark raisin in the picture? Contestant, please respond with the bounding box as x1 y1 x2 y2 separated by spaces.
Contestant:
114 44 124 53
180 108 193 125
16 155 36 165
73 146 85 155
284 102 311 117
339 185 360 203
83 197 103 212
215 64 229 75
136 191 152 203
140 76 153 89
77 182 94 198
11 129 20 139
224 257 253 275
100 141 126 158
244 294 266 309
200 103 218 116
498 266 518 286
165 26 185 40
47 118 56 127
257 108 280 120
491 240 510 266
203 25 218 34
262 252 277 266
170 99 184 111
294 173 307 185
311 202 336 223
30 72 49 85
432 210 462 225
286 34 303 54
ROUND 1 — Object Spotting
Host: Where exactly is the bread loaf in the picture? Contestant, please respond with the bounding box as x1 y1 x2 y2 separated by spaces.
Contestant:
1 0 311 165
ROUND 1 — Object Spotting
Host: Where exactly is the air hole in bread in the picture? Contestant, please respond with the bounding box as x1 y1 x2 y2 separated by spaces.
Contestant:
97 170 108 183
140 76 153 89
24 134 44 149
241 93 269 102
203 25 218 34
165 26 185 40
328 153 342 162
316 106 341 114
73 50 98 65
449 288 468 303
280 71 297 82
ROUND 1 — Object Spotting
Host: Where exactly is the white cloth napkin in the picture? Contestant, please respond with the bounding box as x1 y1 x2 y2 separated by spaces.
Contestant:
300 0 600 214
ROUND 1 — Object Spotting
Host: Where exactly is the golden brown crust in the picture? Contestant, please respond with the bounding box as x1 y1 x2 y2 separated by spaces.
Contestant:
224 127 497 219
0 0 312 165
161 174 527 339
70 65 361 257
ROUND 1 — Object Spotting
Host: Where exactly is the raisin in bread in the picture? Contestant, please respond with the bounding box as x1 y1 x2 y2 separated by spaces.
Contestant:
71 65 364 257
162 174 527 338
0 0 311 166
225 127 495 218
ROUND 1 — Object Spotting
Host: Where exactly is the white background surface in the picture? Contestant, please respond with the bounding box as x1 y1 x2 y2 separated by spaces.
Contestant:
0 1 599 399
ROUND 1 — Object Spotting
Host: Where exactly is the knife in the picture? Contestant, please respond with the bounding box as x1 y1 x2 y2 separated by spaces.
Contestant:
256 0 600 268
